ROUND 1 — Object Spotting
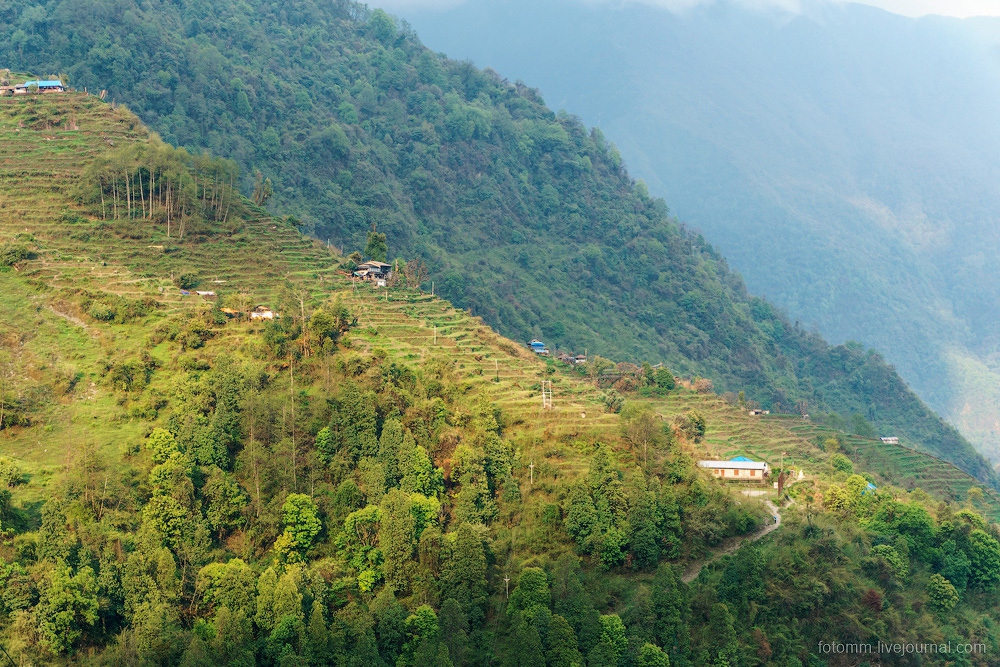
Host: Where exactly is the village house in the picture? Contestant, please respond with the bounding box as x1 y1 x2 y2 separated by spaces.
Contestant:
12 79 65 95
529 340 549 355
698 456 770 483
353 261 392 282
250 305 277 320
880 436 899 445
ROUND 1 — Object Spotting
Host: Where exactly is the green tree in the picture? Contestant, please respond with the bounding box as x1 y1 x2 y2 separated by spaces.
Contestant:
509 567 549 615
831 453 853 474
598 614 627 664
637 643 671 667
438 598 470 666
275 493 322 562
147 427 180 463
707 603 739 667
365 226 388 262
202 470 249 539
547 614 584 667
38 565 99 654
503 614 546 667
196 558 256 618
926 573 959 611
380 490 418 593
968 529 1000 590
440 524 488 625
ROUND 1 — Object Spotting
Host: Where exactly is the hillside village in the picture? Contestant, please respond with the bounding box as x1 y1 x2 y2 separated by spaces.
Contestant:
0 33 999 666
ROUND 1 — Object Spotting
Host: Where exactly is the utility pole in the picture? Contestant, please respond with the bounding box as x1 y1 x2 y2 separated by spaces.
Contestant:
529 461 534 486
504 575 510 598
434 326 437 344
495 359 499 382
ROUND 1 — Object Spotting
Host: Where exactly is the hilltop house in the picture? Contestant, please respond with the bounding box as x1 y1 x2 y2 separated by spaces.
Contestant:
13 80 65 94
698 456 770 483
880 436 899 445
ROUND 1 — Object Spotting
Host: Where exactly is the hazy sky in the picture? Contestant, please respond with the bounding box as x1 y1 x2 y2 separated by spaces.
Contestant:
372 0 1000 18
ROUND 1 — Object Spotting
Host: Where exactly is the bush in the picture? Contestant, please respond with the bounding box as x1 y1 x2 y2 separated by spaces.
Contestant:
599 390 624 414
0 243 30 267
0 457 24 487
175 272 199 289
86 302 115 321
831 453 854 474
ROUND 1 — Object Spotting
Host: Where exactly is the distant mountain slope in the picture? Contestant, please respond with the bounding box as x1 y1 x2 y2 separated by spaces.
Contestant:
389 0 1000 461
0 0 994 482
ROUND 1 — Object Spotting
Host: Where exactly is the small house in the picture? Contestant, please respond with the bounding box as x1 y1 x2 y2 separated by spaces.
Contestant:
880 436 899 445
250 305 276 320
574 355 588 365
195 290 216 298
354 261 392 281
14 79 65 94
529 340 549 355
698 456 770 483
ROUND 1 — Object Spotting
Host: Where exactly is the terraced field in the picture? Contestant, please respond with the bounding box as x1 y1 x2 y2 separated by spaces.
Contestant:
342 288 618 468
768 416 1000 520
0 93 344 311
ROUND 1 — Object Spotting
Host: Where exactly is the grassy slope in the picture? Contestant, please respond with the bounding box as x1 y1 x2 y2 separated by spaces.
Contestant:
0 92 994 539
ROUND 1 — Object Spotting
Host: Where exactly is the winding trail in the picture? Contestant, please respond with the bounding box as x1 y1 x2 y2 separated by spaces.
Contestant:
681 498 784 583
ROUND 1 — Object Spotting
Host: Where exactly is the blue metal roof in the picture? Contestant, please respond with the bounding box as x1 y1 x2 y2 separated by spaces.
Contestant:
23 80 63 87
730 456 754 462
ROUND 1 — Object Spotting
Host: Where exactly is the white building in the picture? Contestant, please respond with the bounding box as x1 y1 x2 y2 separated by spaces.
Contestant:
698 456 770 483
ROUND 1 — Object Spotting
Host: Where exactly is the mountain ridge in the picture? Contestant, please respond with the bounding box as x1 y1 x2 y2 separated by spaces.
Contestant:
388 0 1000 462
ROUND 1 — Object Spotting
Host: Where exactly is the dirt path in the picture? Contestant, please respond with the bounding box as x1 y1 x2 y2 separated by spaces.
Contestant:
681 498 784 583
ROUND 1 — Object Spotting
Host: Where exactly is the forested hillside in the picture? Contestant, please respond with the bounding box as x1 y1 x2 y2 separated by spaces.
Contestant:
0 0 991 483
1 91 1000 666
393 0 1000 462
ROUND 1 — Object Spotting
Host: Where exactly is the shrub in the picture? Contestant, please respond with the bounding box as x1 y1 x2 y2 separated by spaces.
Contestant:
831 453 854 474
599 390 624 414
0 243 30 267
86 302 115 321
174 271 199 289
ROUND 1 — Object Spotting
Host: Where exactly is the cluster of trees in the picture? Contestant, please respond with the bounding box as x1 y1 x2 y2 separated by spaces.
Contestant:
0 0 986 481
77 137 241 238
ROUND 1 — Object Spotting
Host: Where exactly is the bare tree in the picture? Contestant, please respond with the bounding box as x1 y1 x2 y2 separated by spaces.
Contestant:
404 258 429 290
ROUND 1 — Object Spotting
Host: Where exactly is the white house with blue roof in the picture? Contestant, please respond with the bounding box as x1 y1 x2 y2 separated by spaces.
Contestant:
698 455 770 483
14 79 65 95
